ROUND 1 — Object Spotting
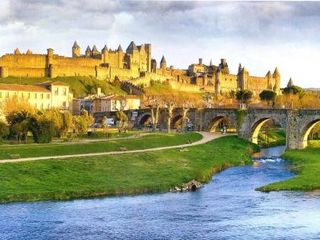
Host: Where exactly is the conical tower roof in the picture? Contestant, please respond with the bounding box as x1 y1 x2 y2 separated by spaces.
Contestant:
287 78 294 88
85 45 91 52
14 48 21 54
160 55 166 65
118 44 123 52
101 44 108 52
126 41 138 53
266 70 271 77
73 41 80 49
92 45 98 52
273 67 280 77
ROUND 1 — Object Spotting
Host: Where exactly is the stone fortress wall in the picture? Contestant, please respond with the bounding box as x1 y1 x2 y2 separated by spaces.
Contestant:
0 41 281 96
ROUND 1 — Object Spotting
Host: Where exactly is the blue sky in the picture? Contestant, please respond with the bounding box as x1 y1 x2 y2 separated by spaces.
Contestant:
1 0 320 88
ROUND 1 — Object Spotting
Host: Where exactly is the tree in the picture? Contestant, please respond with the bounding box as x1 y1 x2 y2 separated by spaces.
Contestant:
116 110 129 133
236 90 253 108
0 121 9 140
259 90 277 106
144 94 164 131
72 109 94 134
6 110 33 143
179 92 202 131
283 85 304 95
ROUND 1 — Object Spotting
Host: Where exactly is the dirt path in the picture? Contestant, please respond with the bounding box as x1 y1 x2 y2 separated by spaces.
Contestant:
0 132 230 164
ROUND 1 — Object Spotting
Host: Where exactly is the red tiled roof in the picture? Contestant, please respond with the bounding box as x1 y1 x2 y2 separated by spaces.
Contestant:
0 83 50 92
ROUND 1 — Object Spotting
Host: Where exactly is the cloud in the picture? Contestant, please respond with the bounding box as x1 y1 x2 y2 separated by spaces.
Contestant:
1 1 320 87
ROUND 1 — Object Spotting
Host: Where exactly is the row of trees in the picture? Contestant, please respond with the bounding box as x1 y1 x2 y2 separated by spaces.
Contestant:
0 98 93 143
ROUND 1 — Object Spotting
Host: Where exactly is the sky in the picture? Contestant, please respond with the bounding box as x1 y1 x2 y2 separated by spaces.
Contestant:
0 0 320 88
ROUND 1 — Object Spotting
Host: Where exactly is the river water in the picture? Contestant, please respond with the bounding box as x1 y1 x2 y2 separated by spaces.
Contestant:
1 146 320 240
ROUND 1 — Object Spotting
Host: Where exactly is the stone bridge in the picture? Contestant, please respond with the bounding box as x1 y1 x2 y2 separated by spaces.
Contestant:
94 108 320 149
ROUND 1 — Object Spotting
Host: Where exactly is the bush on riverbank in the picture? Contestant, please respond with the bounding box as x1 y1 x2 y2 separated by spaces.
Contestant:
0 136 257 203
257 147 320 192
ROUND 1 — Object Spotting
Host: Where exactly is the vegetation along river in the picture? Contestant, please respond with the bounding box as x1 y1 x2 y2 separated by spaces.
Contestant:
1 146 320 239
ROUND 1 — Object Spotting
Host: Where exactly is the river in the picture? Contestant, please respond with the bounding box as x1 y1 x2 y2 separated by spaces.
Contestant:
1 146 320 239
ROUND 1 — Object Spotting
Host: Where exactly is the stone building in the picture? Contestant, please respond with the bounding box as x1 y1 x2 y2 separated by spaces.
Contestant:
0 81 73 112
0 42 281 96
0 41 152 81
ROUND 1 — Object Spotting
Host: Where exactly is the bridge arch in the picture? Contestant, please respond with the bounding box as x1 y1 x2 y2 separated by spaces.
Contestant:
250 117 286 145
208 116 231 132
171 114 190 129
137 113 152 127
300 119 320 148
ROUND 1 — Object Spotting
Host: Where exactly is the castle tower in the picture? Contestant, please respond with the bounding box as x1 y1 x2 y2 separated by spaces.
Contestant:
151 59 157 73
101 45 108 63
91 45 100 56
160 55 167 75
72 41 80 57
287 78 294 88
273 67 281 94
46 48 55 78
145 44 152 72
266 70 272 89
14 48 21 55
85 46 91 57
117 44 124 68
219 58 229 74
237 65 249 90
126 41 139 72
215 69 221 95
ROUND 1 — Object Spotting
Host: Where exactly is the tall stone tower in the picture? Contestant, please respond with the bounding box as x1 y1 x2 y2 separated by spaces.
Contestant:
273 67 281 94
237 65 249 90
145 44 152 72
72 41 80 57
101 45 108 64
160 56 167 75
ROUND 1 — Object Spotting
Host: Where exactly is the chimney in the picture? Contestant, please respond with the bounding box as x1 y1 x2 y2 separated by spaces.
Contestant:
199 58 203 65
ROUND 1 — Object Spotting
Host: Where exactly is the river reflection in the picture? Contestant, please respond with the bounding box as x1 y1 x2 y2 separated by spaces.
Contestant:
1 146 320 240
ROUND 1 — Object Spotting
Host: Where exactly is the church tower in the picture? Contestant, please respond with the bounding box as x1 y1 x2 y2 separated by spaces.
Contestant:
160 56 167 75
72 41 80 57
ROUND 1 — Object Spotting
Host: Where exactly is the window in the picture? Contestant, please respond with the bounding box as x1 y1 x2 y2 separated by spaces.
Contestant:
35 93 37 99
54 88 59 96
63 101 67 108
41 103 44 110
47 94 50 99
62 87 67 96
28 93 31 99
41 93 44 99
0 92 2 98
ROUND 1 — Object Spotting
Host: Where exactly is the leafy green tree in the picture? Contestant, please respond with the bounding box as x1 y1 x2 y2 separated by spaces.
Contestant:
259 90 277 106
236 90 253 108
283 85 304 95
0 121 9 141
6 110 33 143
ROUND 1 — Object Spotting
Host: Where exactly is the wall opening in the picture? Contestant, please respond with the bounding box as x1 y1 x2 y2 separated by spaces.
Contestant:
251 118 286 147
208 116 236 133
300 120 320 148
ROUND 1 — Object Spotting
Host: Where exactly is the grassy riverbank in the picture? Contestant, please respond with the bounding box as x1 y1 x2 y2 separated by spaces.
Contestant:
0 136 257 203
0 133 201 160
258 128 286 148
257 145 320 192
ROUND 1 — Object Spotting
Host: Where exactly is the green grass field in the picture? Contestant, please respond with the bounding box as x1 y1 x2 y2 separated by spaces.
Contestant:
0 136 257 203
258 128 286 148
0 76 126 97
0 133 202 160
257 145 320 192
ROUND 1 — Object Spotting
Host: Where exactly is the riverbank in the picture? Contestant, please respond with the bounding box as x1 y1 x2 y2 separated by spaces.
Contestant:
0 136 257 203
257 145 320 192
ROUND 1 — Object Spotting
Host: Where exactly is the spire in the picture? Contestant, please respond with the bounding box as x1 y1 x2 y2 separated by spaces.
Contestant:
92 45 98 52
118 44 123 52
26 49 32 54
14 48 21 54
101 44 108 52
72 41 80 49
209 59 212 66
287 78 294 88
85 45 91 56
126 41 138 53
266 70 271 77
238 63 242 74
160 55 166 65
273 67 280 77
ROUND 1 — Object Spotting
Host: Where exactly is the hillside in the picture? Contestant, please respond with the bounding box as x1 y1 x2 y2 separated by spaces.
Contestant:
0 76 126 98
